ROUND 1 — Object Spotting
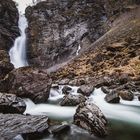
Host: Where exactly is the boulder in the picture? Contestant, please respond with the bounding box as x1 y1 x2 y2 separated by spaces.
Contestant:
77 85 94 96
104 90 120 103
0 114 49 139
0 67 52 103
49 124 70 136
74 101 108 137
62 86 72 95
60 94 86 106
0 92 26 114
101 86 111 94
118 90 134 101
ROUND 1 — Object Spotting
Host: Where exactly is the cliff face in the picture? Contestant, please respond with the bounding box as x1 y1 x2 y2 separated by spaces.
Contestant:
26 0 107 68
50 3 140 94
0 0 19 51
0 0 19 79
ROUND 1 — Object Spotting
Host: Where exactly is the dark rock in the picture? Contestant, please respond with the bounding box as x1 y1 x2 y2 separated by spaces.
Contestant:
104 91 120 103
77 85 94 96
74 101 108 137
118 90 134 101
0 92 26 114
62 86 72 95
51 84 59 90
0 50 14 79
49 124 70 136
25 0 107 68
138 95 140 101
101 86 111 94
60 94 86 106
0 0 19 51
0 114 49 140
0 67 52 103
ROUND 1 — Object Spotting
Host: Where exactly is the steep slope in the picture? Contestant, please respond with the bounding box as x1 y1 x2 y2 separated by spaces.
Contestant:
50 5 140 93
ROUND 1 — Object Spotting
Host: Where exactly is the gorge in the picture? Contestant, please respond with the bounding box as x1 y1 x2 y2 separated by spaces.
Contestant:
0 0 140 140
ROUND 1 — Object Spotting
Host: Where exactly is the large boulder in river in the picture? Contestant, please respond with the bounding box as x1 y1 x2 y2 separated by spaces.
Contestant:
118 90 134 101
60 94 86 106
25 0 107 68
0 67 52 103
74 101 108 137
0 92 26 114
0 114 49 139
0 0 19 51
104 91 120 103
77 85 94 96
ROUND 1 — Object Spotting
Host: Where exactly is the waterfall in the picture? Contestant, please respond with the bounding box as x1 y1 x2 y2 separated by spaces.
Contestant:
9 0 41 68
9 15 28 68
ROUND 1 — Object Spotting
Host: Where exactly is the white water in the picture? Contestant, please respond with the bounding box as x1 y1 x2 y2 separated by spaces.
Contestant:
9 15 28 68
9 0 43 68
24 85 140 125
76 44 81 55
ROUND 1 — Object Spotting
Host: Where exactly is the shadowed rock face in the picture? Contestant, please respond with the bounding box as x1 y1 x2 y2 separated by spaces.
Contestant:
0 0 19 51
0 0 19 80
0 92 26 114
0 67 52 103
25 0 107 68
74 101 108 137
0 114 49 140
0 50 14 79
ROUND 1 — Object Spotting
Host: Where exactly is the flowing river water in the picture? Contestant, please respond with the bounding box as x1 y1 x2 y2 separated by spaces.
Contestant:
10 1 140 140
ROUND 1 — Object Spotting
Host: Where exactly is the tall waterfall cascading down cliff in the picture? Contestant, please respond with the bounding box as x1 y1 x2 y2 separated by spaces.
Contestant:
9 15 28 68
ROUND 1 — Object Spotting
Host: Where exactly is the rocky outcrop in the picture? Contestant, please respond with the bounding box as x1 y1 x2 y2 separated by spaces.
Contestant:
25 0 107 68
0 114 49 139
74 101 108 137
60 94 86 106
0 0 19 51
0 67 52 103
0 92 26 114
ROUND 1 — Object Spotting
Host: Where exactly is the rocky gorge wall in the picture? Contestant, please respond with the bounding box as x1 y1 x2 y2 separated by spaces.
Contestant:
25 0 107 68
0 0 19 79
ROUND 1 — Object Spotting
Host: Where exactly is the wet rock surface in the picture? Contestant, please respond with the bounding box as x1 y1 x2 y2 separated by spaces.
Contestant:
74 101 108 137
0 92 26 114
25 0 107 68
0 114 49 140
62 85 72 95
104 91 120 103
118 90 134 101
60 94 86 106
0 0 19 51
0 67 52 103
49 124 70 136
77 85 94 96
